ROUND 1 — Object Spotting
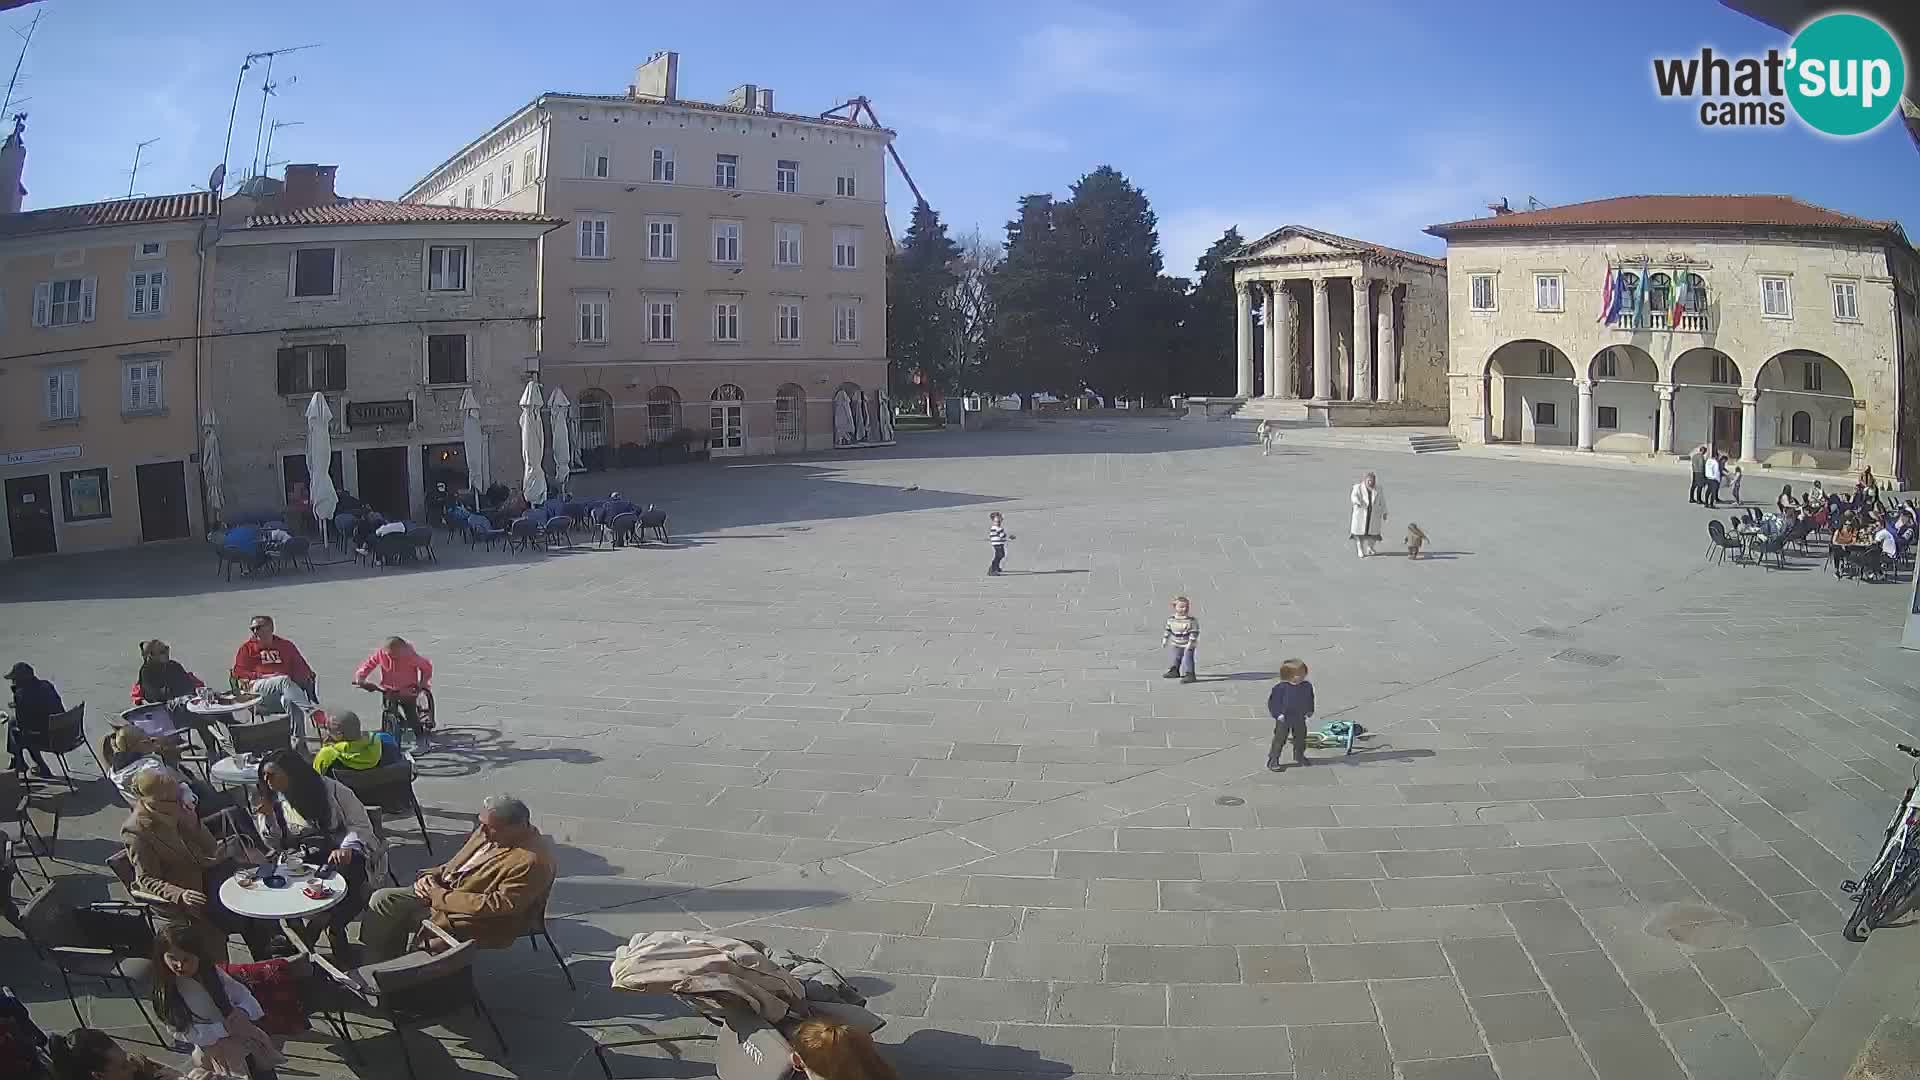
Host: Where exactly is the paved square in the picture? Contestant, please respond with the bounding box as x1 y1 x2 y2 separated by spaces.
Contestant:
4 417 1915 1079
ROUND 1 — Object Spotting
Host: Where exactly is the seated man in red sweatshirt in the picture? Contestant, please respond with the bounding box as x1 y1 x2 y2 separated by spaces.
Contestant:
232 615 317 738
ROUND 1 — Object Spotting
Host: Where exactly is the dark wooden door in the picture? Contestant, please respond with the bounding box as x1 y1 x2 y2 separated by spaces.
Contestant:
136 461 191 542
356 446 411 521
1711 406 1742 459
4 475 56 556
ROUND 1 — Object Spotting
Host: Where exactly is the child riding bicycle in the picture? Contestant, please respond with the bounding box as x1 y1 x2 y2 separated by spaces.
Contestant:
352 636 435 752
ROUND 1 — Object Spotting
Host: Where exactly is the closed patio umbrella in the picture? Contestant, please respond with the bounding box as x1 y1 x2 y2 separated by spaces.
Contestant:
201 408 226 525
519 380 547 507
459 388 489 505
305 393 338 542
548 387 574 490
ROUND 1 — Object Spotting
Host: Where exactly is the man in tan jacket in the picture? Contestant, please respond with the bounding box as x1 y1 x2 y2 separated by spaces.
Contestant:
361 793 556 963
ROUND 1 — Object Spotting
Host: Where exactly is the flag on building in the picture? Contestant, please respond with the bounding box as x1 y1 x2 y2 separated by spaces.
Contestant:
1633 259 1651 322
1597 267 1617 323
1670 273 1688 327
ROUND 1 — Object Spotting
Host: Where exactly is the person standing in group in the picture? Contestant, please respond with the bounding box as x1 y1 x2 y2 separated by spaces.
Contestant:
1349 472 1387 557
986 512 1012 577
1266 659 1315 772
1702 452 1723 508
1162 597 1200 684
1688 445 1708 505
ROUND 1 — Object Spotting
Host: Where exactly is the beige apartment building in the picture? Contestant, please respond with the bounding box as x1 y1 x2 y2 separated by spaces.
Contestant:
402 51 895 462
1427 195 1920 483
0 171 215 559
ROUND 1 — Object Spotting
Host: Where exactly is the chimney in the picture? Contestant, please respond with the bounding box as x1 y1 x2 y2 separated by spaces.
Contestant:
633 51 679 101
0 115 25 215
758 88 775 113
725 84 759 111
1487 197 1513 216
282 164 337 209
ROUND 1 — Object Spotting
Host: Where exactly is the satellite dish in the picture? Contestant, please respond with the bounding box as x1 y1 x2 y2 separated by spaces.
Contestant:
208 163 227 193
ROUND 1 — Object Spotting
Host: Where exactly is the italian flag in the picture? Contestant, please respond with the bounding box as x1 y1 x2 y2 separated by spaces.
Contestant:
1671 275 1688 327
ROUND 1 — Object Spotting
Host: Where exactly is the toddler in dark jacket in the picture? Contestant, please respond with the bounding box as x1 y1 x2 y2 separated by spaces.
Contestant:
1266 658 1314 772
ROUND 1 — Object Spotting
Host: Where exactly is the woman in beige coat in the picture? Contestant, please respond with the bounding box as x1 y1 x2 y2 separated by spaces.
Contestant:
1349 472 1387 558
122 771 274 958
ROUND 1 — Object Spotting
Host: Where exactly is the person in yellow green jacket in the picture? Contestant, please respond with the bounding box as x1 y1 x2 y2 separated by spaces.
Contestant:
311 710 402 777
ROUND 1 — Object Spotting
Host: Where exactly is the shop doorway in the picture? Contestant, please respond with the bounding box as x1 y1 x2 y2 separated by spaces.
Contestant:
135 462 191 542
5 475 56 556
1711 406 1742 459
356 446 411 521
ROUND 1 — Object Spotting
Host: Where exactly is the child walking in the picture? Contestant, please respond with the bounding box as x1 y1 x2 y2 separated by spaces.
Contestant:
1727 462 1744 506
1266 659 1315 771
150 924 284 1079
1162 596 1200 684
987 512 1012 576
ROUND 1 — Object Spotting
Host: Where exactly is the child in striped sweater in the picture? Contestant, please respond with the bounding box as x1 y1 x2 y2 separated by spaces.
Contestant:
1162 596 1200 683
987 512 1012 576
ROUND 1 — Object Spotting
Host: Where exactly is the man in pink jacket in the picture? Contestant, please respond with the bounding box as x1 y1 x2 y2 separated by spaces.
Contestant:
353 636 435 750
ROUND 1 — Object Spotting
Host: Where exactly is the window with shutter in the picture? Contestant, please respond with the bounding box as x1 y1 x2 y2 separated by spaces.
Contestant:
39 278 91 326
276 344 347 395
129 269 165 316
44 368 79 420
426 334 469 385
124 358 164 413
292 249 338 297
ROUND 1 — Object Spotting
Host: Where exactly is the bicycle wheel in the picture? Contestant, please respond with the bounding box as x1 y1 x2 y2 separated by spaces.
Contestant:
1846 857 1900 941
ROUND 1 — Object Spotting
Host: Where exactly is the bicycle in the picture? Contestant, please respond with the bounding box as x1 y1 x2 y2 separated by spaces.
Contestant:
357 682 437 752
1842 742 1920 941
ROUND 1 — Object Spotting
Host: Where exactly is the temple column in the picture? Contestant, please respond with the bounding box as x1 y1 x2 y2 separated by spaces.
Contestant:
1260 284 1278 397
1270 283 1295 398
1234 284 1252 398
1352 276 1374 402
1311 278 1332 401
1377 285 1398 402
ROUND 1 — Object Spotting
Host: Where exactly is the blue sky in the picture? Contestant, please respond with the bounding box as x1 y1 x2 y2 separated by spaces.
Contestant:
6 0 1918 276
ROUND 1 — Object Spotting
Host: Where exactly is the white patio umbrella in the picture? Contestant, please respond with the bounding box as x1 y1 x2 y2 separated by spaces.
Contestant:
548 387 574 489
519 380 548 507
201 408 226 525
459 388 489 506
305 393 339 543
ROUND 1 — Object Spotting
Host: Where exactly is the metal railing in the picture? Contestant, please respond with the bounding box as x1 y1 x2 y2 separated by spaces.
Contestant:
1613 309 1710 333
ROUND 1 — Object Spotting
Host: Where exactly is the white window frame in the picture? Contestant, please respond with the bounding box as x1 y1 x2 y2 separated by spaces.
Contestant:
577 216 609 259
775 223 802 266
1711 355 1737 386
134 240 166 260
1533 400 1556 427
576 293 609 344
463 187 474 208
1803 359 1823 393
776 301 802 343
832 226 860 270
122 356 164 414
647 217 677 261
289 248 340 300
1760 275 1792 319
584 144 611 179
1469 273 1496 312
501 159 514 194
481 174 494 204
647 298 676 342
45 366 79 421
714 153 738 189
713 300 741 342
1596 405 1618 430
127 268 166 317
34 276 96 327
775 159 798 194
834 300 861 343
651 146 676 183
522 148 537 184
712 219 742 264
424 332 471 387
1533 273 1563 313
836 173 856 198
1832 279 1860 322
425 243 470 293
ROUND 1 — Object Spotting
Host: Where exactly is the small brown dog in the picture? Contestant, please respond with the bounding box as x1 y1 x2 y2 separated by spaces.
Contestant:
1405 523 1428 559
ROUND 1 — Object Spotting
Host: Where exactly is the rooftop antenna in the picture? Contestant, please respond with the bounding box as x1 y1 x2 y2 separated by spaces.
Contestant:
1 8 43 117
262 119 302 176
218 44 316 193
126 136 159 197
250 69 299 180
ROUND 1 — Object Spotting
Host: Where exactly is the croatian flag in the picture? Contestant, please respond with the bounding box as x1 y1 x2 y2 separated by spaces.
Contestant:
1600 267 1624 325
1597 268 1617 323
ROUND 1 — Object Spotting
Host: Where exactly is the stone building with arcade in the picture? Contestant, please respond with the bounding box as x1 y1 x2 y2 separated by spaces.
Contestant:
1426 195 1920 483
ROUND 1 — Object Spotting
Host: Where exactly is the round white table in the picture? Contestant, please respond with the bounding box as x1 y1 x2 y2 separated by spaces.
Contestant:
187 696 261 725
220 864 346 923
209 754 260 789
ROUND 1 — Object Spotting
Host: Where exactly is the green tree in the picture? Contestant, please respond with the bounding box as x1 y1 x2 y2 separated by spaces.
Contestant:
1180 227 1246 396
886 201 962 411
983 194 1077 400
1059 166 1166 400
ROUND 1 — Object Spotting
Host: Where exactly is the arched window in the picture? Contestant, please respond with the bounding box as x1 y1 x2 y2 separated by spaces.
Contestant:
708 384 744 451
1840 415 1855 450
1790 410 1812 446
576 388 612 452
710 384 744 402
1594 350 1617 379
775 383 805 444
1648 273 1671 319
1682 273 1708 313
645 386 680 443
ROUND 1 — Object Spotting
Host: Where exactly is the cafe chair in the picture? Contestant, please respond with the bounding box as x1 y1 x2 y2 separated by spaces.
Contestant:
541 515 575 550
20 877 167 1044
601 511 639 548
227 715 293 760
278 536 314 573
24 704 105 792
405 527 436 564
638 507 670 544
0 771 50 871
330 761 433 857
296 923 507 1080
592 1002 885 1080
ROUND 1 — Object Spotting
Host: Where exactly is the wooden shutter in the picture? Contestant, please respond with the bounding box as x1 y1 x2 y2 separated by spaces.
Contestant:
80 276 97 322
326 345 347 391
276 348 297 395
32 282 49 326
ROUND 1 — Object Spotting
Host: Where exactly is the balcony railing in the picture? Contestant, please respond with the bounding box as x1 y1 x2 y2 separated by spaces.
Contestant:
1613 309 1710 333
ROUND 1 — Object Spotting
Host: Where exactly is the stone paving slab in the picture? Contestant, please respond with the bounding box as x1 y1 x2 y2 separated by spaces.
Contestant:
4 421 1918 1078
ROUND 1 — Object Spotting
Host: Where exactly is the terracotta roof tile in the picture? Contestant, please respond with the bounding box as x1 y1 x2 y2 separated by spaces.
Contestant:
0 191 215 240
1425 194 1904 238
244 197 561 229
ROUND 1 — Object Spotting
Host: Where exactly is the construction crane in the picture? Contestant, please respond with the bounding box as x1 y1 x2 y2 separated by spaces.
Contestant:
819 95 927 238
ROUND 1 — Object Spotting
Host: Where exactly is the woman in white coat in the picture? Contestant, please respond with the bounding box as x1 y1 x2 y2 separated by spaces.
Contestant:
1349 472 1387 557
